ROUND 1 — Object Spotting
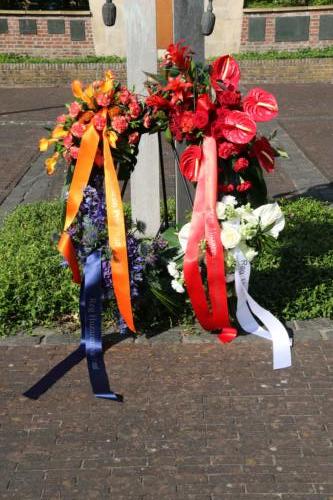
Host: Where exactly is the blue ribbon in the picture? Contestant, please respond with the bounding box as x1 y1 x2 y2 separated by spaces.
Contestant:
80 249 121 401
24 249 122 402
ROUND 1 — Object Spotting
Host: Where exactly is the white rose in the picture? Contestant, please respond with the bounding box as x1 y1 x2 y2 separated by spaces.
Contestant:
216 202 226 220
222 195 237 207
167 261 179 279
221 222 242 249
253 203 285 239
171 279 185 293
178 223 191 252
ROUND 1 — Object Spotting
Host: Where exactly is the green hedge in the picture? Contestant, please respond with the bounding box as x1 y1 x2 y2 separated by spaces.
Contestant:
245 0 333 7
0 197 332 336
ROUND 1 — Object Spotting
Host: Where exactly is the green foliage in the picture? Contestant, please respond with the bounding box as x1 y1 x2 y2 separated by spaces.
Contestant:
235 47 333 60
1 197 332 336
244 0 333 7
0 201 78 335
0 53 126 64
251 197 333 320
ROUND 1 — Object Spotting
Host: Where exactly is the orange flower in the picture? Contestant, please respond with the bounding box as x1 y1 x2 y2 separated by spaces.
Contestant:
108 106 120 118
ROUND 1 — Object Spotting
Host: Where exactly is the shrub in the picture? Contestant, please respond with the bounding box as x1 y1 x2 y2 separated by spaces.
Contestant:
252 197 333 320
0 197 332 336
0 200 78 335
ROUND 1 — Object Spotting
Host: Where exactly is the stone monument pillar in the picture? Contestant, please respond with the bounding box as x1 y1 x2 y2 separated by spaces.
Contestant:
124 0 161 235
173 0 204 224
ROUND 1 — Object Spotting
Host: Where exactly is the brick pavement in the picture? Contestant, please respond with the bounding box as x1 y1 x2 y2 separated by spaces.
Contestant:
1 327 333 500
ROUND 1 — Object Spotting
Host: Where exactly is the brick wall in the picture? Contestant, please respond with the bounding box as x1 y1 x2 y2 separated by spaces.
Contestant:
241 5 333 52
0 11 94 57
0 59 332 88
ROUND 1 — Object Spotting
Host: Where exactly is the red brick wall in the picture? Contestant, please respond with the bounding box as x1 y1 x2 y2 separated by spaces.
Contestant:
0 12 94 57
241 6 333 52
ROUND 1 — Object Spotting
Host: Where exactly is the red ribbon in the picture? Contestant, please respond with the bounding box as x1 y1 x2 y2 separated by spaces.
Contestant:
183 136 237 343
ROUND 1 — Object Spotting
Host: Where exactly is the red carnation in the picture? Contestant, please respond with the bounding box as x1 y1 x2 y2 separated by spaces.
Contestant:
111 115 128 134
219 183 235 193
222 110 256 144
143 113 152 129
194 109 209 130
243 88 278 122
169 111 183 142
128 131 140 144
211 55 240 91
119 87 131 105
211 119 226 140
129 99 141 119
180 111 195 133
234 157 249 172
237 181 252 192
251 137 276 172
96 93 111 108
180 145 202 182
218 141 241 159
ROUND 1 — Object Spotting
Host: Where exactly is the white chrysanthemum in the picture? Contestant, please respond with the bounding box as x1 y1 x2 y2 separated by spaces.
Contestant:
171 279 185 293
167 261 179 279
253 203 285 238
178 223 191 252
221 223 242 249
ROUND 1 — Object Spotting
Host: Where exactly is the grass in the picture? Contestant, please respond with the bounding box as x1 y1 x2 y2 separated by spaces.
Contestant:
0 196 331 336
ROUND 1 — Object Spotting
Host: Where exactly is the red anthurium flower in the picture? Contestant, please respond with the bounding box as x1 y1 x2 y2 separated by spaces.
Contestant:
217 89 241 108
180 145 202 182
222 111 256 144
243 88 278 122
197 93 215 113
251 137 276 172
211 55 240 91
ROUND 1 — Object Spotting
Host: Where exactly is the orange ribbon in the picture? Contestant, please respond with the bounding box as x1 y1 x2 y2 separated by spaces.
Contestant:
58 115 135 332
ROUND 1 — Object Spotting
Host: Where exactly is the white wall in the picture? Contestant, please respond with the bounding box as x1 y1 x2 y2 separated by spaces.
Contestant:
89 0 244 58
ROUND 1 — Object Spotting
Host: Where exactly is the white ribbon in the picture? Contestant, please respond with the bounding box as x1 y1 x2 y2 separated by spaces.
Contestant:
234 249 292 370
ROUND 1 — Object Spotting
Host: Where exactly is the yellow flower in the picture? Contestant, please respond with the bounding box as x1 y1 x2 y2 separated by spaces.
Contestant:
108 131 118 148
51 126 68 140
39 137 52 152
45 152 60 176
